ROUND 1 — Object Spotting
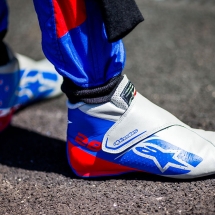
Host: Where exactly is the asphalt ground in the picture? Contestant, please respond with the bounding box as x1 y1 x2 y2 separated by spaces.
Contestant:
1 0 215 214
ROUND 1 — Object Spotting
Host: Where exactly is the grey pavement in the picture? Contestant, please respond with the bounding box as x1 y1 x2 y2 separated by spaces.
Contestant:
1 0 215 214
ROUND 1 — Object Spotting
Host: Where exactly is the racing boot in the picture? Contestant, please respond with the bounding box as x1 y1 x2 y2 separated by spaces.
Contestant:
67 75 215 179
0 45 63 132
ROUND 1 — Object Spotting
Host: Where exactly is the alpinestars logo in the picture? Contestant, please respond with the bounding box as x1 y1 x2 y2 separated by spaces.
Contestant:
120 81 136 106
16 70 57 99
113 129 138 146
132 137 203 175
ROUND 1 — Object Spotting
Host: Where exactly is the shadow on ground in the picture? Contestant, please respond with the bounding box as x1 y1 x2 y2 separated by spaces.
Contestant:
0 125 73 177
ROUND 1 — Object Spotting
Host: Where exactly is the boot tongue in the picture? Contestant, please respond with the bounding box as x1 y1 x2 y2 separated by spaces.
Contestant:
111 75 136 111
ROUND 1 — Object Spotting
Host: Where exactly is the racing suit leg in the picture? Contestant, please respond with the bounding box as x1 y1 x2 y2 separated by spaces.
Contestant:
32 0 126 89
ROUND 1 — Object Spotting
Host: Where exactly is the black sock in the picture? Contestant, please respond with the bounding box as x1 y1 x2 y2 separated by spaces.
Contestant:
61 75 123 104
0 42 10 66
0 30 10 66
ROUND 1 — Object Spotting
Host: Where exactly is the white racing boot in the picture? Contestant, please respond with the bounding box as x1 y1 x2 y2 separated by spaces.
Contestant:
67 75 215 179
0 46 63 132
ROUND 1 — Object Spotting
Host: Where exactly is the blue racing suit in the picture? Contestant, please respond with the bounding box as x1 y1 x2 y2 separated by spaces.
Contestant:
0 0 126 88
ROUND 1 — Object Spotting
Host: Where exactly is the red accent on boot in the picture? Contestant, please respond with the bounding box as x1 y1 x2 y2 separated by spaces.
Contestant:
0 109 13 132
68 140 140 177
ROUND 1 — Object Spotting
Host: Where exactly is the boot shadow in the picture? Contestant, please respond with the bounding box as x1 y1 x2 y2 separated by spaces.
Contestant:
0 125 75 178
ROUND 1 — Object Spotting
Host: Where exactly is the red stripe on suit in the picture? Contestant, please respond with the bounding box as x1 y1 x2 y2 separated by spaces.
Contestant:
53 0 86 38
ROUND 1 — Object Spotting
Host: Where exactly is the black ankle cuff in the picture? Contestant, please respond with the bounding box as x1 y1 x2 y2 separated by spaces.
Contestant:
61 75 123 104
0 30 7 41
0 32 10 66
